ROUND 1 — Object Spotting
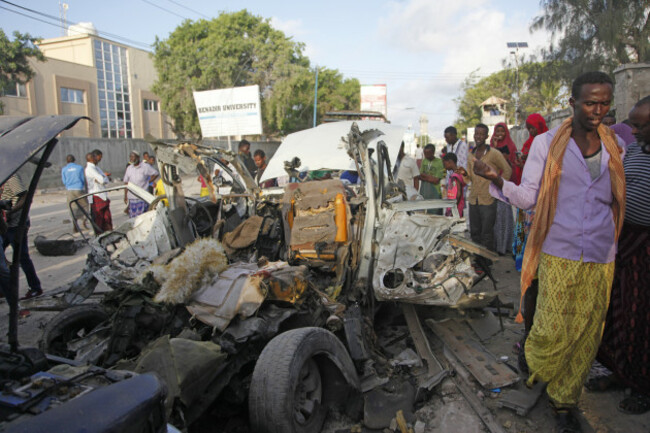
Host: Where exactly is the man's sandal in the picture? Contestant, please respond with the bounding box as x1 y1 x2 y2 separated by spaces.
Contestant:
555 409 582 433
618 393 650 415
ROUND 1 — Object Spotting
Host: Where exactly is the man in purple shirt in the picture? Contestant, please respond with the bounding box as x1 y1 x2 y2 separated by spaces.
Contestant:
123 151 158 218
474 71 625 432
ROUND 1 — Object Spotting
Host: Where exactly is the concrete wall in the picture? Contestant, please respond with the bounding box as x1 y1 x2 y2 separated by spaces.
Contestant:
509 126 528 151
36 137 280 189
37 34 94 67
614 63 650 121
507 108 572 151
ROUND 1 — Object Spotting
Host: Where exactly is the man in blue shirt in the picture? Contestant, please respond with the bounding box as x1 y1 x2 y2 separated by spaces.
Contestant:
61 154 89 232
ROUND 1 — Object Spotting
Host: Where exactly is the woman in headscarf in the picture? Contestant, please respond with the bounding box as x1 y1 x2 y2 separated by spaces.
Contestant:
512 114 549 271
490 123 517 255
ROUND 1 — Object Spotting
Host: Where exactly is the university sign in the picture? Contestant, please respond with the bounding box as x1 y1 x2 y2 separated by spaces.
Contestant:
193 85 263 137
360 84 387 118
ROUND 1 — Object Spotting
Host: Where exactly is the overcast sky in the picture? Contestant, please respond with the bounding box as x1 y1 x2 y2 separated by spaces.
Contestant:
1 0 551 138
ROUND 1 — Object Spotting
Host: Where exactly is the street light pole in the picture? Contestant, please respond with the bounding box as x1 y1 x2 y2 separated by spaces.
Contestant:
506 42 528 125
313 66 319 128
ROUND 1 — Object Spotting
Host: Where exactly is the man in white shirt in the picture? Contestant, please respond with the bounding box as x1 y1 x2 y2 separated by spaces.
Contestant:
444 126 468 173
85 150 113 233
123 150 158 218
394 142 421 200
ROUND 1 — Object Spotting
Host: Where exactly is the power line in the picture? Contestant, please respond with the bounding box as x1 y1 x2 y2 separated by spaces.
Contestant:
342 69 481 76
0 5 67 33
0 0 152 50
342 72 488 79
164 0 209 19
140 0 188 20
345 75 480 82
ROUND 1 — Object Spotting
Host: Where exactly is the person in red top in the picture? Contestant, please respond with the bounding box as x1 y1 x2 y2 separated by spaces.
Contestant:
519 114 550 167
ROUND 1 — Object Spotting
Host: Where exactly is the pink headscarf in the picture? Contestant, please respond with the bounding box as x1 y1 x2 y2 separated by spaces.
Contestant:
490 122 518 166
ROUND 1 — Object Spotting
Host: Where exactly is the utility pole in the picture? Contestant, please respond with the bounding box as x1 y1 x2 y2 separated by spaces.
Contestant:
506 42 528 125
313 66 319 128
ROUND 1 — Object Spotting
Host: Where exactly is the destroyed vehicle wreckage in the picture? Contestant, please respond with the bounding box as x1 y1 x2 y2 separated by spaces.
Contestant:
0 115 172 433
28 121 502 432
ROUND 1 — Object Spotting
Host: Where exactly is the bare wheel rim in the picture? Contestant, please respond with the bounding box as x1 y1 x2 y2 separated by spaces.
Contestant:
293 358 322 425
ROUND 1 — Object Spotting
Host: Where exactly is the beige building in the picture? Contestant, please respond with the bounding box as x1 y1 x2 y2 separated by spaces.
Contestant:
1 32 173 139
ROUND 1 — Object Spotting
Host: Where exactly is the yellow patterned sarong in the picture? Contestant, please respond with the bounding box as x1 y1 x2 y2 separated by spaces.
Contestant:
525 253 615 407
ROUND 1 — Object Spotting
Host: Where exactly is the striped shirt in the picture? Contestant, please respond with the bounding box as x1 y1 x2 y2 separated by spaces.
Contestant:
623 142 650 226
0 174 27 228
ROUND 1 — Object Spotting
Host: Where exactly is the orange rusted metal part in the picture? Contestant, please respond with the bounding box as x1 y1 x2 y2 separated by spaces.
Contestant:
334 193 348 242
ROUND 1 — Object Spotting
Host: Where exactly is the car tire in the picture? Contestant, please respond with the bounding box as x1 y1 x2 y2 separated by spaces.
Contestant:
249 327 355 433
40 304 109 358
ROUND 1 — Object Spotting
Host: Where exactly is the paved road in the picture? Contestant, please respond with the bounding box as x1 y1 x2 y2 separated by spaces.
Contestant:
7 177 206 294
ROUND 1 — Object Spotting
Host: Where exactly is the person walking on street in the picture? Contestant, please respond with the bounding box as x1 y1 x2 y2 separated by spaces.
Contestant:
474 71 626 432
0 173 43 299
61 154 89 232
123 150 158 218
458 123 511 252
86 149 113 233
594 96 650 415
419 144 446 215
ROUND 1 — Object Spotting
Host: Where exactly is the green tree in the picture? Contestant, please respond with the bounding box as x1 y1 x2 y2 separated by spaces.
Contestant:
269 67 360 133
0 29 45 114
152 10 359 138
454 62 568 134
531 0 650 76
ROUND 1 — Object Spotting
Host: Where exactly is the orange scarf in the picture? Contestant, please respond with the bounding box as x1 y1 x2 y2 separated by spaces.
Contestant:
515 117 626 323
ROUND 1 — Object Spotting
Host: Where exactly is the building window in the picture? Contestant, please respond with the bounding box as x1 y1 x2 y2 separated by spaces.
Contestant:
2 81 27 98
94 39 132 138
143 99 159 111
61 87 84 104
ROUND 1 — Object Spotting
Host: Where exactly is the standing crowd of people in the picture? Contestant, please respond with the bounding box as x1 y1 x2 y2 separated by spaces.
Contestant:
0 147 159 301
424 71 647 432
391 70 649 432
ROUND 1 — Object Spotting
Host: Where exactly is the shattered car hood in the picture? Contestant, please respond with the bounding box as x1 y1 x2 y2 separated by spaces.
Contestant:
260 121 405 182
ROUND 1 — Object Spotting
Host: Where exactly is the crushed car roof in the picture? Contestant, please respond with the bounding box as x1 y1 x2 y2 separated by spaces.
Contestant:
0 115 88 185
260 120 406 182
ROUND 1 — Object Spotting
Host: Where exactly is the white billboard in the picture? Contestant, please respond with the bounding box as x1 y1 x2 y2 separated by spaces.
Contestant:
360 84 387 118
193 85 262 137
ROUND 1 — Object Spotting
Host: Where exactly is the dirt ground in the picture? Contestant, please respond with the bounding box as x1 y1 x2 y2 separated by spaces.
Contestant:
1 186 649 433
